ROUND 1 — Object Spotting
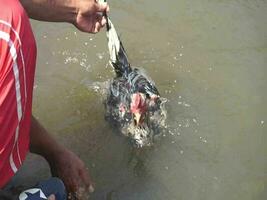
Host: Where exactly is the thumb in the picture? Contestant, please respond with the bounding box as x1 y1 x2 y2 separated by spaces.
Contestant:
94 2 109 12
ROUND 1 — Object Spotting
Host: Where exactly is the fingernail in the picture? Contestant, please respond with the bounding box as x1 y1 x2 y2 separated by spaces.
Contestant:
100 2 107 7
101 18 107 26
89 185 95 193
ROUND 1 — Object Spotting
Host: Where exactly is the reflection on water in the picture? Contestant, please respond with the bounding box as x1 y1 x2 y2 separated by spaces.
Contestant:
13 0 267 199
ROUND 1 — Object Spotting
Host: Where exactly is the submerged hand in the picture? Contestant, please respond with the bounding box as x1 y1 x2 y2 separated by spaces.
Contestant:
29 116 93 198
49 148 94 198
74 0 109 33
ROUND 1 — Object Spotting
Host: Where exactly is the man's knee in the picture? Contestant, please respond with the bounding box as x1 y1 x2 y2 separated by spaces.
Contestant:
18 178 67 200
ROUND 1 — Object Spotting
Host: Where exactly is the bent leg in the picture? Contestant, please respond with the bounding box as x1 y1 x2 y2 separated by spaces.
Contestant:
18 177 67 200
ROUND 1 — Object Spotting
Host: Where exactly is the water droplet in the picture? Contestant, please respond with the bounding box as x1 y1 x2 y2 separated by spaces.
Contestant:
65 56 78 64
96 53 104 59
169 130 174 135
261 120 264 125
179 53 183 57
180 150 184 154
184 103 191 107
165 166 169 170
200 136 208 143
84 42 88 46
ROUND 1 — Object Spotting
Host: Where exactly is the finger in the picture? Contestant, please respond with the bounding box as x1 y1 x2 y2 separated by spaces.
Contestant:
65 173 80 193
79 167 95 192
71 178 80 193
95 13 105 31
78 164 95 194
89 185 95 193
94 2 108 12
106 4 110 12
93 21 101 33
101 16 107 26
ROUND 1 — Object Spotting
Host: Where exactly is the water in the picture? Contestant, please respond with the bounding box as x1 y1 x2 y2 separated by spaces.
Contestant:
12 0 266 199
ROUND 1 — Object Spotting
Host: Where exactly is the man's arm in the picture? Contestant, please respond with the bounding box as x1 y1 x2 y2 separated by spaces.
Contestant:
30 115 93 194
20 0 109 33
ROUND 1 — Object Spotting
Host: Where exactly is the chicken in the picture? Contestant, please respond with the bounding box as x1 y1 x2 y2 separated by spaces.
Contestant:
104 16 166 148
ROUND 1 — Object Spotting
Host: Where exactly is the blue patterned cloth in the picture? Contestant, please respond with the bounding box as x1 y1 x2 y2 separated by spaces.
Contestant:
19 178 66 200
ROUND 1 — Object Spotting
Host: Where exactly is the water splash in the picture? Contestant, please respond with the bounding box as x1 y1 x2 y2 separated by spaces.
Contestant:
83 76 168 148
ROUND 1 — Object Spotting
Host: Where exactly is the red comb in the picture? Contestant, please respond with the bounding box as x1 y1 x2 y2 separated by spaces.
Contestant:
130 93 147 113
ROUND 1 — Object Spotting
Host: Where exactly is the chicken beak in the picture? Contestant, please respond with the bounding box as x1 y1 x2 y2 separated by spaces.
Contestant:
134 112 141 126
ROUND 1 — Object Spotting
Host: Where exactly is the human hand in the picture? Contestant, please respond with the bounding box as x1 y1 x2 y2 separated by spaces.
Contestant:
21 0 109 33
29 116 93 198
73 0 109 33
48 148 94 198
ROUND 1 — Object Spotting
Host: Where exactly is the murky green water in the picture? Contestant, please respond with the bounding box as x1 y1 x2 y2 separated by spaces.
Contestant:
13 0 267 199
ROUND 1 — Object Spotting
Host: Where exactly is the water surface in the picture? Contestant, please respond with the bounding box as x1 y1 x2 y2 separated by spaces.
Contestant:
14 0 267 199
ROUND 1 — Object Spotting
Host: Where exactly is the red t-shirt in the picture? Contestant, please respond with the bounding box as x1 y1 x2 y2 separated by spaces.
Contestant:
0 0 36 188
